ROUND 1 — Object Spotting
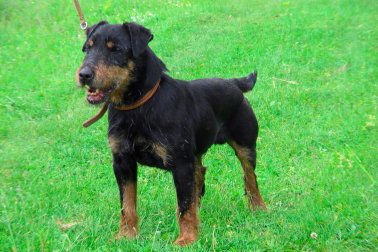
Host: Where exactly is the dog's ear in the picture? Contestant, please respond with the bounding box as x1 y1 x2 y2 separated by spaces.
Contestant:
124 22 154 58
86 20 108 38
82 21 108 52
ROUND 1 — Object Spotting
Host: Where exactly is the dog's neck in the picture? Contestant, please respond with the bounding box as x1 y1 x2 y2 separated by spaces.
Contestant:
120 48 166 106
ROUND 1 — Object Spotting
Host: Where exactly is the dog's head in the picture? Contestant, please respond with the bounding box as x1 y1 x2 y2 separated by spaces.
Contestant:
76 21 154 104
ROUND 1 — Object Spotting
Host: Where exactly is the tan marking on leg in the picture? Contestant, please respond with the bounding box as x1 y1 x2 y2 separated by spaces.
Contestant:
108 135 121 154
194 157 206 205
174 162 200 246
229 141 266 211
117 182 138 239
175 202 199 246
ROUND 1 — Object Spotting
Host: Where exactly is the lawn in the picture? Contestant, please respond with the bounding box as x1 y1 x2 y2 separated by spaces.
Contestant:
1 0 377 251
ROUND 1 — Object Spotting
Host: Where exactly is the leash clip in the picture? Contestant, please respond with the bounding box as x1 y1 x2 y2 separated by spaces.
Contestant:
80 21 88 30
74 0 88 31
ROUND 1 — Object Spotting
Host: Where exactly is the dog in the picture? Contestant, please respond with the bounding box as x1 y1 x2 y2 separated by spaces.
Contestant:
76 21 266 246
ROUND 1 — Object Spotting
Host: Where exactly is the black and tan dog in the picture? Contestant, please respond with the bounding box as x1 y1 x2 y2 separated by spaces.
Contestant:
76 21 266 246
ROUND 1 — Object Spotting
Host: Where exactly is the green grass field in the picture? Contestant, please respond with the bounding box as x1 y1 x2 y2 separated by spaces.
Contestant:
1 0 377 251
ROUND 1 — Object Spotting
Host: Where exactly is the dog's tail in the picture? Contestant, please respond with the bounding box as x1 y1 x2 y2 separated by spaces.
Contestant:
236 70 257 92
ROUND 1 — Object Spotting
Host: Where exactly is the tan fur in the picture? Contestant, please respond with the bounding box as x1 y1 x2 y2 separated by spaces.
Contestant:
88 39 94 47
108 135 121 154
106 41 115 49
229 141 266 210
75 66 82 87
135 136 171 166
117 183 138 239
174 160 201 246
151 143 170 166
175 202 199 246
93 61 135 104
194 157 206 203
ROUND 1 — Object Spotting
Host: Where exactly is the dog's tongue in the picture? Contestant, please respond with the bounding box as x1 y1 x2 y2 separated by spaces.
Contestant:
87 88 105 103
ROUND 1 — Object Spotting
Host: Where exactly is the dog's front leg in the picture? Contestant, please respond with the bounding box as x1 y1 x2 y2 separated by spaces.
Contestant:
112 152 138 239
172 161 199 246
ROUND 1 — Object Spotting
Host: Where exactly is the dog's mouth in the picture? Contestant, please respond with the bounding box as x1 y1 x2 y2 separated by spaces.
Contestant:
86 86 112 104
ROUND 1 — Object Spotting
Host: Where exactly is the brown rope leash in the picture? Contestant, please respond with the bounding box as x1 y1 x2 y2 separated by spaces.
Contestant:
82 80 161 127
73 0 88 30
73 1 161 127
82 102 109 128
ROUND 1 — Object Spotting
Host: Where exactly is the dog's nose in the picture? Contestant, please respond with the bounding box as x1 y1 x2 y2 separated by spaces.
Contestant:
79 67 94 83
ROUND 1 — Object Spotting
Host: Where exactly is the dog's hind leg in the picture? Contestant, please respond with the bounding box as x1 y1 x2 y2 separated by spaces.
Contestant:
227 100 266 211
229 141 266 211
172 161 199 246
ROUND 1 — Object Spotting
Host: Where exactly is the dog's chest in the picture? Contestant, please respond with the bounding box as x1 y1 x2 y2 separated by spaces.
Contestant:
133 136 171 169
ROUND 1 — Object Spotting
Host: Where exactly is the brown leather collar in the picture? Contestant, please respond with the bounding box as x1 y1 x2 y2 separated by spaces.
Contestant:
115 79 160 111
83 79 161 128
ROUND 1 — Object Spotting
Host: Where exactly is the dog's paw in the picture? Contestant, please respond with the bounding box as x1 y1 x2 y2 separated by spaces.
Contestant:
251 201 268 212
174 235 197 246
115 228 138 240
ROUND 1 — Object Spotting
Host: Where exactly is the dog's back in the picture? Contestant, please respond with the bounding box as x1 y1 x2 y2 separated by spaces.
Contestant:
76 21 266 246
160 71 258 155
188 71 257 121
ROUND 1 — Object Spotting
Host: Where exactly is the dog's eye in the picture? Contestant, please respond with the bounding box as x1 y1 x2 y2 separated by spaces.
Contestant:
82 39 94 52
106 41 121 52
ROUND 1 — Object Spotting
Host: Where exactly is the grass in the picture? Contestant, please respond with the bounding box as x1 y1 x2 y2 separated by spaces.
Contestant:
1 0 377 250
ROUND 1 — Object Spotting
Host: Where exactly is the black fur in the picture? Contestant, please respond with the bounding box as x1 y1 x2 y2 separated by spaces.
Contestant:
76 21 264 244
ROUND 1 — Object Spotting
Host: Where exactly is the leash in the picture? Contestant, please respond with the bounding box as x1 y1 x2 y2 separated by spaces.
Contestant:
82 80 161 128
73 1 161 127
83 102 109 128
73 0 88 30
73 0 108 128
